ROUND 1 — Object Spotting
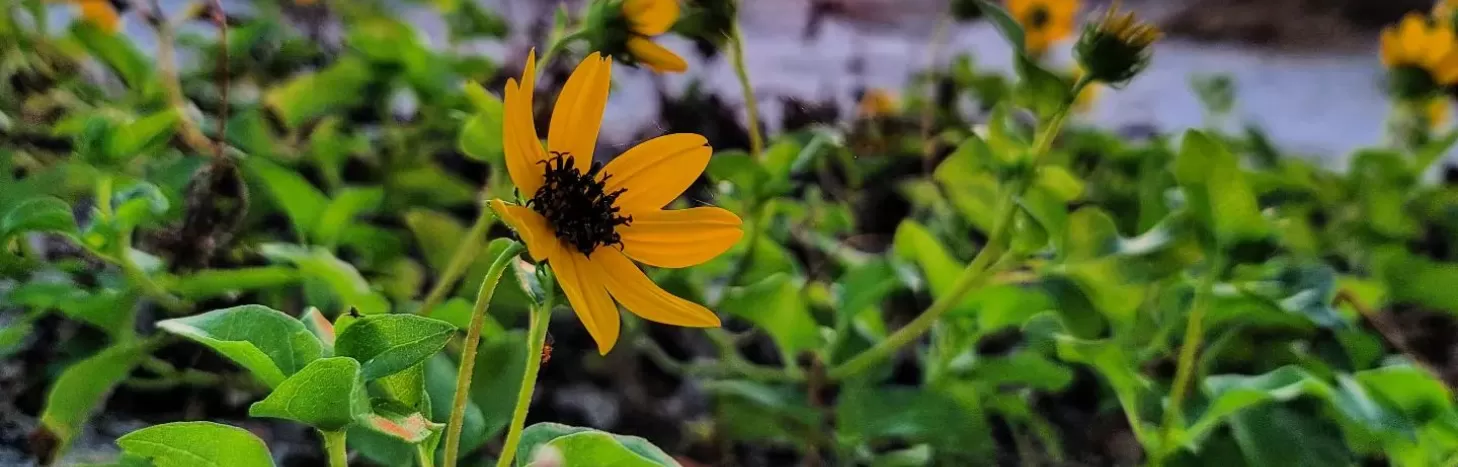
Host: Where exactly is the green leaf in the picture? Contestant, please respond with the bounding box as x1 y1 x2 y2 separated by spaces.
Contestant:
1014 56 1073 120
1171 130 1271 247
1374 247 1458 315
1229 405 1352 467
40 341 147 453
404 208 475 273
837 385 993 456
1054 336 1151 434
109 182 170 233
359 410 442 444
259 244 391 315
469 331 529 439
335 314 455 380
705 150 767 198
117 421 274 467
158 305 326 387
170 266 303 300
313 187 385 247
249 357 372 431
458 86 505 163
265 57 372 129
516 423 678 467
703 380 819 448
973 0 1026 54
1 196 76 241
718 273 822 355
71 22 155 97
426 353 488 455
106 109 179 161
243 157 329 240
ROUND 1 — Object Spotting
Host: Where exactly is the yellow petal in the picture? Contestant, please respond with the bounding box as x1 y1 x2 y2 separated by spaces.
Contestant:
79 1 120 34
490 200 561 262
626 37 688 74
592 248 721 328
600 133 710 213
620 207 743 268
548 54 612 166
1381 28 1403 67
551 249 620 354
622 0 679 36
1401 14 1427 63
504 49 548 196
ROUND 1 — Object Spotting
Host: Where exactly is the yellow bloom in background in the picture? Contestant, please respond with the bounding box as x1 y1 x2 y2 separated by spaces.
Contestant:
1427 97 1450 130
74 0 120 34
856 88 899 118
1006 0 1080 57
1380 13 1458 97
621 0 688 73
491 50 743 354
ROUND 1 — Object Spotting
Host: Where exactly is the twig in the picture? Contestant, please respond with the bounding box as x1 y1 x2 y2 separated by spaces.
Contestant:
919 16 952 174
209 0 229 160
145 0 216 156
1335 289 1451 388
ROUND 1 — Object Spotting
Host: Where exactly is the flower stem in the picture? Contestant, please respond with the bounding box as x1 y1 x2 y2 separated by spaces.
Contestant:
146 1 216 155
494 301 553 467
827 79 1088 381
728 7 764 158
441 241 525 466
420 207 496 317
1155 253 1225 461
321 430 348 467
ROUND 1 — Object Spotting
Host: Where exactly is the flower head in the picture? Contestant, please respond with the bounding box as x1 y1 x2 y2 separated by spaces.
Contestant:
1381 13 1458 99
586 0 689 73
1006 0 1080 57
73 0 121 34
1074 0 1159 86
492 50 743 354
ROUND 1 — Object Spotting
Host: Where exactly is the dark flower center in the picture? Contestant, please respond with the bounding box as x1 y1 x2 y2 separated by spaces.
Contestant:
1029 6 1050 30
527 152 632 256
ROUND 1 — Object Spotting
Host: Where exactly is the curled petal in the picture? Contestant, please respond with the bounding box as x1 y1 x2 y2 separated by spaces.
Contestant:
622 0 680 36
592 249 721 328
491 200 560 262
627 37 688 74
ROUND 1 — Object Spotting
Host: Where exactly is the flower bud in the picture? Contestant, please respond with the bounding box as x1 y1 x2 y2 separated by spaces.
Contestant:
1073 0 1159 86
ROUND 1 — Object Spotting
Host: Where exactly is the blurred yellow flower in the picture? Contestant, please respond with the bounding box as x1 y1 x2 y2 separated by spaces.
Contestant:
856 88 899 118
1427 97 1450 129
491 50 742 354
1006 0 1080 57
622 0 688 73
1380 13 1458 89
1437 0 1458 24
74 0 120 34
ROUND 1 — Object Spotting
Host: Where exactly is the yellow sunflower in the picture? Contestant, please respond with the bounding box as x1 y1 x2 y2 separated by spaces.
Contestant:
490 50 743 354
1006 0 1080 57
1380 13 1458 93
856 88 899 119
74 0 120 34
621 0 689 73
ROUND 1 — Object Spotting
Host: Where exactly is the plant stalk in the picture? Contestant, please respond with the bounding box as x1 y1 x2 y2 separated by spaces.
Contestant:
321 430 348 467
1155 253 1226 462
728 4 764 159
494 301 553 467
441 241 525 466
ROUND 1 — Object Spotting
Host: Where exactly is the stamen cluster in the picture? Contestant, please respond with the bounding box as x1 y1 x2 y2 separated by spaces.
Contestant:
527 152 633 255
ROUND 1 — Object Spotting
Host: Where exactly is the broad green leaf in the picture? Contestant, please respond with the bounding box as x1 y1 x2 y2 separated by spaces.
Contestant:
1171 130 1271 247
834 259 900 326
1229 405 1352 467
1054 336 1151 435
892 220 964 300
390 162 478 207
335 314 455 380
718 273 822 355
703 380 819 448
158 305 326 387
516 423 678 467
259 244 391 315
313 187 385 248
106 109 179 161
837 385 993 456
704 150 766 198
117 421 274 467
1 196 76 241
265 57 372 129
40 341 147 453
1014 55 1073 120
108 182 170 233
1355 364 1454 424
71 22 155 97
458 86 505 163
470 331 530 439
169 266 303 300
249 357 371 431
404 208 473 273
243 157 329 240
1374 247 1458 315
376 363 427 410
973 0 1026 54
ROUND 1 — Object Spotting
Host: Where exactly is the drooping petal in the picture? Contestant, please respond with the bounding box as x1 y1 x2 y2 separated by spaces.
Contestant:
79 0 120 34
592 248 721 328
490 199 560 262
619 207 743 268
600 133 710 213
551 249 621 354
622 0 679 36
504 49 548 195
548 54 612 166
626 37 688 74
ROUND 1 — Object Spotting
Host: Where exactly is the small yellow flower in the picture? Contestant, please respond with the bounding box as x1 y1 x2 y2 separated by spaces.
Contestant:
1075 0 1160 85
1006 0 1080 57
74 0 120 34
1380 13 1458 98
856 88 899 118
491 50 743 354
621 0 688 73
1427 97 1450 130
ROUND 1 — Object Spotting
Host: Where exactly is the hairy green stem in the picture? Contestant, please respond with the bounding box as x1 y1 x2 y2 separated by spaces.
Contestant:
417 444 437 467
495 300 553 467
421 207 496 317
95 175 191 313
728 7 764 158
827 79 1088 380
322 430 348 467
441 241 525 466
1156 253 1226 461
